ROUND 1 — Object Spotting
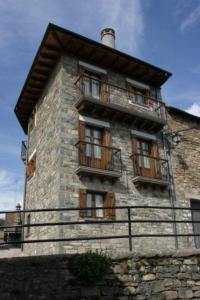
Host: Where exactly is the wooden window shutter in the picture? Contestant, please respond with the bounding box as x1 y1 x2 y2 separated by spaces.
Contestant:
149 142 160 179
102 128 112 170
79 189 87 218
132 137 138 154
101 74 109 102
104 192 116 220
79 121 86 141
78 65 84 96
102 128 111 147
26 155 36 179
132 138 138 175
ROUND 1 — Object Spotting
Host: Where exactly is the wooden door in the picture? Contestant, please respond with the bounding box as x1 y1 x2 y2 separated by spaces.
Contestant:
136 140 152 178
85 126 102 169
191 200 200 248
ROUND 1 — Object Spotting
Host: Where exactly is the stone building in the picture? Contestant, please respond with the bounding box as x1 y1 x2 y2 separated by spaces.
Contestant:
14 24 200 255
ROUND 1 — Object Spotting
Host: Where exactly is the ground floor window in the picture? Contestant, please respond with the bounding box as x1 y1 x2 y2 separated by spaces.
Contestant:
79 189 115 220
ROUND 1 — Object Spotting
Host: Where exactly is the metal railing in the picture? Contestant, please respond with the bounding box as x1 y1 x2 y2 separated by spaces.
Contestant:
75 141 122 173
21 140 27 163
1 206 200 251
131 153 169 181
75 75 166 120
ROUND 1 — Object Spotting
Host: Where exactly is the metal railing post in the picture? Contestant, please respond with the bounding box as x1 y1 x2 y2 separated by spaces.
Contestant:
128 207 132 251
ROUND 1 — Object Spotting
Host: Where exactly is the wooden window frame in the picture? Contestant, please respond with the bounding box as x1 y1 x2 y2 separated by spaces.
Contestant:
132 137 160 179
29 111 36 132
79 189 116 220
26 153 36 180
78 66 109 102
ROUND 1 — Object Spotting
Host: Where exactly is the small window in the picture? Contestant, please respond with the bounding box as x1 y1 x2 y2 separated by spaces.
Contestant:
26 214 31 236
82 71 101 99
79 189 116 220
26 154 36 179
129 86 146 106
29 111 36 131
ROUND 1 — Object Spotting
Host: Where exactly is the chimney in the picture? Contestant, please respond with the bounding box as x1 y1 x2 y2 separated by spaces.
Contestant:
101 28 115 48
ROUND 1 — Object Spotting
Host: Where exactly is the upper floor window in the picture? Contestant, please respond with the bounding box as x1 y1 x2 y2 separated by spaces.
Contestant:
83 71 101 99
128 84 147 106
29 111 36 132
132 137 161 179
27 152 36 179
85 126 102 159
78 63 109 102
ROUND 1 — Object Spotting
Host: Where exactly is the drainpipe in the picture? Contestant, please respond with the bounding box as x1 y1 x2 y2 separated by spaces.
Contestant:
162 129 179 249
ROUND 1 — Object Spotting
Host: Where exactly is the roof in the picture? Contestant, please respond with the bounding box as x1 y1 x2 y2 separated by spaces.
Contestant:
14 23 172 134
167 106 200 122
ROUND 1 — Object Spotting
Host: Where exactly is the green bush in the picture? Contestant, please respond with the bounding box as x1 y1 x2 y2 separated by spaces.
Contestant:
69 250 112 285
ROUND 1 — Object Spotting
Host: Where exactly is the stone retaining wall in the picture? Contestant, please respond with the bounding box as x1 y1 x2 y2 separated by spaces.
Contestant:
1 250 200 299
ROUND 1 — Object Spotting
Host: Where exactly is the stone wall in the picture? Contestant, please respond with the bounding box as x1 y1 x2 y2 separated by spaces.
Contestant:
1 251 200 299
167 110 200 249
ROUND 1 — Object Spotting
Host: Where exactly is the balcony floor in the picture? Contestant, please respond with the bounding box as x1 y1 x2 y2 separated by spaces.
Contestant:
76 96 166 133
133 176 169 187
76 166 121 180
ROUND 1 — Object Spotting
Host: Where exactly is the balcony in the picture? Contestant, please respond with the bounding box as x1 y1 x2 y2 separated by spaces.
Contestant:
131 153 169 187
75 141 122 180
75 75 166 132
21 140 27 164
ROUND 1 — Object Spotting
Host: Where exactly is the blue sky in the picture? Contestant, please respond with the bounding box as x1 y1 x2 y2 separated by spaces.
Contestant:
0 0 200 211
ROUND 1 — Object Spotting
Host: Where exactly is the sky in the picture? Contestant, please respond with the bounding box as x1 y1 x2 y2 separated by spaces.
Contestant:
0 0 200 211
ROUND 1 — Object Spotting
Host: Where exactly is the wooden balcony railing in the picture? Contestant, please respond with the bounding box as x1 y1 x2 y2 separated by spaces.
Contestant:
75 75 166 120
21 140 27 164
76 141 122 173
131 153 169 181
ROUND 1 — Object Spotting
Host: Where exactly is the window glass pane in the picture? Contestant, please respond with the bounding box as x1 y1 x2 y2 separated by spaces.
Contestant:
96 194 103 218
143 156 150 168
83 78 90 96
86 193 92 217
136 92 144 105
86 143 91 157
94 145 101 159
92 80 100 98
93 129 101 140
85 128 91 138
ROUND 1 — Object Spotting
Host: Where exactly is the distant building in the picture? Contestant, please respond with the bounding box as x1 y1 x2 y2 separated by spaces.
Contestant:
14 24 200 255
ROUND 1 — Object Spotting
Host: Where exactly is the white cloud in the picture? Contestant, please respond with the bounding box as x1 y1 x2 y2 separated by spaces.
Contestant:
180 3 200 31
99 0 144 55
186 102 200 117
0 169 23 211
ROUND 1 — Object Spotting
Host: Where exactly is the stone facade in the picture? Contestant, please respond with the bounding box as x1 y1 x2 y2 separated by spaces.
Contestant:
1 251 200 299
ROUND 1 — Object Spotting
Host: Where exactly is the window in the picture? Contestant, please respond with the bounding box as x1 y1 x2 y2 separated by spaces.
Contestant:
85 126 102 159
79 121 112 170
132 138 160 179
83 71 100 99
26 214 31 236
137 140 150 169
128 85 146 106
79 65 109 102
29 111 36 131
79 189 115 219
27 153 36 179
